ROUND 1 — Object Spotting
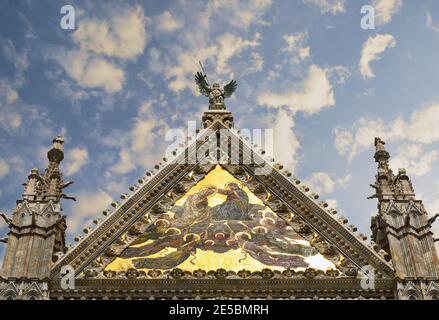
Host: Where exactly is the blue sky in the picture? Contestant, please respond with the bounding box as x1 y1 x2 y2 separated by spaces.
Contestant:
1 0 439 261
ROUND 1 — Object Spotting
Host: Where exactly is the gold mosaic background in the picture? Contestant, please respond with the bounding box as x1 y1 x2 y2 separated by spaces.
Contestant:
106 166 336 273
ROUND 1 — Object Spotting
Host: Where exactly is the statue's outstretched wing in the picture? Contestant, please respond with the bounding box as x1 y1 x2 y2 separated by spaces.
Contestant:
195 72 210 97
224 80 237 98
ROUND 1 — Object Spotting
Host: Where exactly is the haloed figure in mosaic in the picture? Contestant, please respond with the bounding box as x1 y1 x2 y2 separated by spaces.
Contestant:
120 180 317 270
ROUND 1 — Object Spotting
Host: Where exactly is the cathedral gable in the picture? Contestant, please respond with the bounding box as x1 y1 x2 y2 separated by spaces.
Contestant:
46 120 396 301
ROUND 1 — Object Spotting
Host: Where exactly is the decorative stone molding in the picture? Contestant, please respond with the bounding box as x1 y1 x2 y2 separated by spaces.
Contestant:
85 267 344 280
48 277 395 300
202 110 234 128
0 280 48 300
425 281 439 300
397 281 423 300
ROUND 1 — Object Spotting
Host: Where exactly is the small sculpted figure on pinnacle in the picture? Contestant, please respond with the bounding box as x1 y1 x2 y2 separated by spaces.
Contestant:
195 69 237 110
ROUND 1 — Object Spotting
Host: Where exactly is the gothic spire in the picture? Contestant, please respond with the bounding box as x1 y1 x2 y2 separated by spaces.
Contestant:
1 135 69 285
369 137 439 295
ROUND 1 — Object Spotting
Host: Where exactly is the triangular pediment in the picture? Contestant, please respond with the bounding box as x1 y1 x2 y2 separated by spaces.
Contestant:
50 119 394 291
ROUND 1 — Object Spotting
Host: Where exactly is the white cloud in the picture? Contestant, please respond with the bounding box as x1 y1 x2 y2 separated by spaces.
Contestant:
408 104 439 144
216 33 261 74
69 190 112 231
110 149 135 175
110 113 170 175
257 65 335 115
49 75 89 103
328 65 351 84
105 178 129 195
273 109 300 174
426 11 439 33
202 0 273 31
334 127 354 158
155 11 182 33
390 144 438 176
73 6 148 60
0 80 22 129
359 34 396 80
424 196 439 252
0 211 5 230
303 0 346 15
0 111 21 129
4 155 25 175
325 198 338 209
306 172 336 194
334 103 439 160
57 50 125 93
142 1 272 94
281 32 310 63
258 65 336 171
65 147 89 175
282 33 305 52
1 38 28 72
139 100 153 114
433 225 439 253
0 159 10 179
373 0 403 26
244 52 264 75
0 81 18 104
165 32 260 93
55 6 148 93
0 40 32 130
305 172 352 195
337 174 352 188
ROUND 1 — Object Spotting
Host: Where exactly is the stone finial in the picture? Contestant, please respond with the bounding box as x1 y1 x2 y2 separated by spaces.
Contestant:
374 137 390 162
373 137 392 182
52 135 64 150
374 137 386 150
47 135 64 164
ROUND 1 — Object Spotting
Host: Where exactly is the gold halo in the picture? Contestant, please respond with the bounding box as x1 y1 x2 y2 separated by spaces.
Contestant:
183 233 200 242
225 181 244 189
260 217 275 226
164 227 181 236
252 226 268 234
235 231 252 241
154 219 170 227
262 211 276 219
214 232 225 239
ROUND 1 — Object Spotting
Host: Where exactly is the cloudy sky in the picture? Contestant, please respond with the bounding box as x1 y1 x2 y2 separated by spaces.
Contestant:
1 0 439 261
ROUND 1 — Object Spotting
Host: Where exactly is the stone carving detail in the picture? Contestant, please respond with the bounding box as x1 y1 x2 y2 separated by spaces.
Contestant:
194 70 237 110
370 137 439 284
202 110 234 129
0 281 48 300
94 267 345 280
425 281 439 300
398 281 423 300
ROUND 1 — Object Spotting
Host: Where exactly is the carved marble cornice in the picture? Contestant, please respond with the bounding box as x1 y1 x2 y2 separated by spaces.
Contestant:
48 277 394 299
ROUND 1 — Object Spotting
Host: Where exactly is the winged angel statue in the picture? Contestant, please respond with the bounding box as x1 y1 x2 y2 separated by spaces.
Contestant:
195 71 237 110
